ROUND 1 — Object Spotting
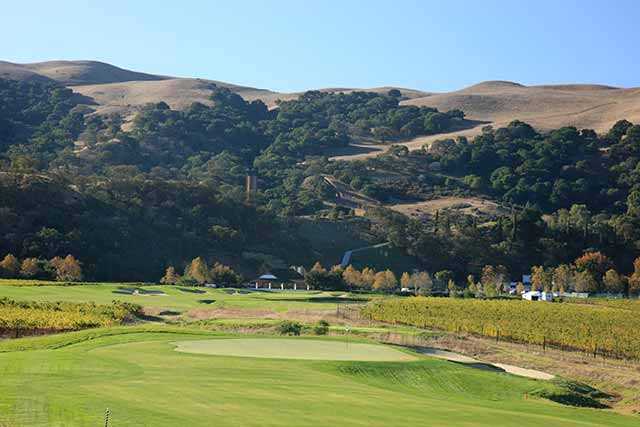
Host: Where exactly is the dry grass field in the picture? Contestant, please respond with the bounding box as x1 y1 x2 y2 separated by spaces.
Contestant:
389 196 507 219
0 60 167 85
333 81 640 161
404 80 640 133
3 60 638 161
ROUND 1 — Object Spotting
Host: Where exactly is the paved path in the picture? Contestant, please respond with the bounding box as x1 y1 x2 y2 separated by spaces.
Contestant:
341 242 391 267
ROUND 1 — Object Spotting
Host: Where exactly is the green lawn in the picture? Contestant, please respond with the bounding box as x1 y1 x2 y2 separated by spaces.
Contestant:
174 338 418 361
0 327 636 426
0 283 372 314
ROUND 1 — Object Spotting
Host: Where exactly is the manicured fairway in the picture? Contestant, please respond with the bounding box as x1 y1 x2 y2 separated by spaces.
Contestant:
0 283 369 313
0 327 637 427
174 338 418 361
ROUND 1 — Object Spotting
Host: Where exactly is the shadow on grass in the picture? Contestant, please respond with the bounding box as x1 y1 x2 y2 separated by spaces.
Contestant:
158 310 181 316
198 299 215 305
452 361 506 373
177 287 206 294
533 380 614 409
136 313 164 322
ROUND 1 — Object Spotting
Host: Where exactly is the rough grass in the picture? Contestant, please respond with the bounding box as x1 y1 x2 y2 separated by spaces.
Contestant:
0 328 637 426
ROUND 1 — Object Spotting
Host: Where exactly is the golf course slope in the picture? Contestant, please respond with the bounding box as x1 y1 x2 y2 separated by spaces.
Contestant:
0 328 636 427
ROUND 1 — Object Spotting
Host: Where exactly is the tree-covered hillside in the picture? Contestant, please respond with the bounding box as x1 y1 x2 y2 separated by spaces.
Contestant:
0 79 467 280
2 76 640 284
325 119 640 285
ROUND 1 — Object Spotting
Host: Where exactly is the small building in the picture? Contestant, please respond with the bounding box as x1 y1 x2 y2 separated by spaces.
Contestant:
253 274 277 288
522 291 553 302
250 268 306 290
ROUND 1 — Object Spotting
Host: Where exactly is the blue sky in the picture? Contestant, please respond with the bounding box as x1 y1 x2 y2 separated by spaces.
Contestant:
3 0 639 92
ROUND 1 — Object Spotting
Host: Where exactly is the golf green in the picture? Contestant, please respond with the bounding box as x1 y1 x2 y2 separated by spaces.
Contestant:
174 338 418 361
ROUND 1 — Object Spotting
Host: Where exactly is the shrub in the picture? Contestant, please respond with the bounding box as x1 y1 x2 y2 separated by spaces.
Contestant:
313 320 330 335
277 320 302 336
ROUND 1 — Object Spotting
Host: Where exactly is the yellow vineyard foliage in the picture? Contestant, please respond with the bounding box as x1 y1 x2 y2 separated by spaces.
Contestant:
362 297 640 359
0 298 141 335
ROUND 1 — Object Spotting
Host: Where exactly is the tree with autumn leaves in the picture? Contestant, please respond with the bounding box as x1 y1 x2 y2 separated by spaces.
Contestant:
161 257 242 286
628 258 640 295
0 253 82 281
528 251 637 295
0 254 20 278
49 255 83 282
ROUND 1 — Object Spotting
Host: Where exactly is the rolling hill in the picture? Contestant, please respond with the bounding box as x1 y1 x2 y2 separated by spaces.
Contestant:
1 60 638 135
0 60 429 114
403 80 640 133
0 60 168 85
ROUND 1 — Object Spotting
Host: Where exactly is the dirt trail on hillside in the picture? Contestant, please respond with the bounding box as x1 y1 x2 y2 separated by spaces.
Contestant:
329 125 487 161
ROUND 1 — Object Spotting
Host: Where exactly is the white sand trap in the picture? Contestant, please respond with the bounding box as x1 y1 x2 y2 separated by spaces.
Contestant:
174 338 418 361
492 363 555 380
416 347 554 380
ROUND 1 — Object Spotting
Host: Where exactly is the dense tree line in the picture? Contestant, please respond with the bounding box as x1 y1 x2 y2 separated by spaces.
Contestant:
0 253 83 282
160 257 242 286
301 261 450 294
